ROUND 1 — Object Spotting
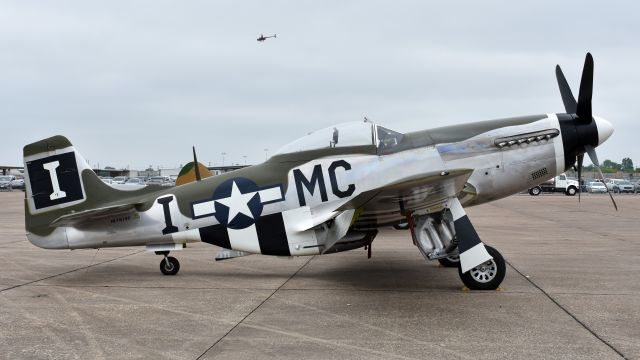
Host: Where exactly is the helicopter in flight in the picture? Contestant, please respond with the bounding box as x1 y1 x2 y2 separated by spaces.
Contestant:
257 34 276 42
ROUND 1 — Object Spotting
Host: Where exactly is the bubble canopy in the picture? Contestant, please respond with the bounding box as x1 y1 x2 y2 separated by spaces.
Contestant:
274 121 404 155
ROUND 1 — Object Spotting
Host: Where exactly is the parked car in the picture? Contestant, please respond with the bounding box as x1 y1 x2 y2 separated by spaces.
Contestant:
112 176 128 184
100 176 113 184
11 177 24 189
604 178 634 193
586 181 607 193
0 175 14 190
0 175 24 190
146 176 172 186
124 178 145 186
616 180 635 193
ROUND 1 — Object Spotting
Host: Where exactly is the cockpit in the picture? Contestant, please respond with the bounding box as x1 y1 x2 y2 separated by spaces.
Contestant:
274 121 404 156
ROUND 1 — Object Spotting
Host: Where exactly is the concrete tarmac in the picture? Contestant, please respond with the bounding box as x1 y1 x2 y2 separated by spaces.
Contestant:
0 191 638 359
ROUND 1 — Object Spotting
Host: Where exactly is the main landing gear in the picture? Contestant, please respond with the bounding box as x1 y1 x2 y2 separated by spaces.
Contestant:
408 198 506 290
157 251 180 275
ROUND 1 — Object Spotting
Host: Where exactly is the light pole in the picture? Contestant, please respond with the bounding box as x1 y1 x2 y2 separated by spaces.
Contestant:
243 155 247 165
264 148 268 161
221 152 226 166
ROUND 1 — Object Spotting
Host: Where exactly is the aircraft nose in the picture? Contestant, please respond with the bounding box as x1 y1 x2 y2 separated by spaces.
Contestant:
594 116 614 145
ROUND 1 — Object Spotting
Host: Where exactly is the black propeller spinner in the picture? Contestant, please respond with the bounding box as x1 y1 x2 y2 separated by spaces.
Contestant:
555 53 617 210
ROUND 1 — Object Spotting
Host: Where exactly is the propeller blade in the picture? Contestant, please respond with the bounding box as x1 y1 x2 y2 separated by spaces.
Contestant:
596 166 618 211
586 145 618 211
585 145 599 167
555 65 577 113
576 53 594 121
577 154 583 202
192 146 201 181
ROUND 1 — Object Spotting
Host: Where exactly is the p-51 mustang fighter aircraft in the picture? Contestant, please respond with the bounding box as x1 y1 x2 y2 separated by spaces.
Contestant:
23 53 613 290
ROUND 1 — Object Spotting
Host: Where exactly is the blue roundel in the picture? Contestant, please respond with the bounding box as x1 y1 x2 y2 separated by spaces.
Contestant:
213 177 263 229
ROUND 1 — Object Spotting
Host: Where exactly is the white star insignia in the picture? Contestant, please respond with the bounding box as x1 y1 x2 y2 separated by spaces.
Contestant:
215 181 257 223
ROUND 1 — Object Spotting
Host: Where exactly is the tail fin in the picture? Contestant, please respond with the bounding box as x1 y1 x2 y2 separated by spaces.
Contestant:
23 135 144 247
24 135 92 214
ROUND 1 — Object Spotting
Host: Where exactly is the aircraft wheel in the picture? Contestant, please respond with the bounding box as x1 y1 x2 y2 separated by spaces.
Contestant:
438 254 460 267
393 222 409 230
458 245 505 290
160 256 180 275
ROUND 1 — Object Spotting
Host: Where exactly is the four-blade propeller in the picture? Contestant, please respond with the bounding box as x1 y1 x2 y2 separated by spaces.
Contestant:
555 53 617 211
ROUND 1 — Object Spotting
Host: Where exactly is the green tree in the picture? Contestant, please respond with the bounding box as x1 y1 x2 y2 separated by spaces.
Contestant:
621 158 634 172
602 159 621 172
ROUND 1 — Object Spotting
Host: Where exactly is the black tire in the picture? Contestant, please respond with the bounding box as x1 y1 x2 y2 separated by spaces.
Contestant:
565 186 577 196
393 222 409 230
438 255 460 267
458 245 506 290
160 256 180 275
529 187 541 196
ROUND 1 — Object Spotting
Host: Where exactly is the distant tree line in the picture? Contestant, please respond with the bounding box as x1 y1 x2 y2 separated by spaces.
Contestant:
582 157 638 173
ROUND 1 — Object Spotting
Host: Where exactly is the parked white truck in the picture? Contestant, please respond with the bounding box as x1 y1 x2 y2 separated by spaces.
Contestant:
528 173 579 196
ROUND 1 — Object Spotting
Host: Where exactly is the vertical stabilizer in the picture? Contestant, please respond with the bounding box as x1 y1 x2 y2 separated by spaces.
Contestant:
23 135 134 248
24 136 90 215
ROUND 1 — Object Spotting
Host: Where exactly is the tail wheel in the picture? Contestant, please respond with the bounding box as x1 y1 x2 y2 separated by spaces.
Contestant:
160 256 180 275
458 245 505 290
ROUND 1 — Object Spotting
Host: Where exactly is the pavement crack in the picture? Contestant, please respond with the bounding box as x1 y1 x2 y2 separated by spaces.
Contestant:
23 283 544 295
507 260 628 359
0 250 143 294
195 255 315 360
26 284 285 291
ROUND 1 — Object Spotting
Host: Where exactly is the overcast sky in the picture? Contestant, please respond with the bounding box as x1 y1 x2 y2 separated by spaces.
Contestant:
1 1 638 169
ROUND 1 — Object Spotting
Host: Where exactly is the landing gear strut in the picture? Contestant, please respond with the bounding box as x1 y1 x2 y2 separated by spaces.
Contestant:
408 197 506 290
157 251 180 275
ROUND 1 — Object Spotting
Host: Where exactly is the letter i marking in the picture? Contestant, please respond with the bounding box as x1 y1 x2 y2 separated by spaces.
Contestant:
43 161 67 200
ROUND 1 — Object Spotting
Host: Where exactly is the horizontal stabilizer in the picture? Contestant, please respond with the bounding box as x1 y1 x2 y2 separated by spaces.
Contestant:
50 203 138 227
